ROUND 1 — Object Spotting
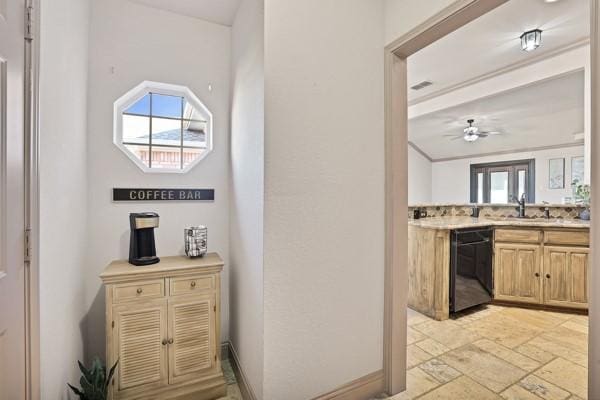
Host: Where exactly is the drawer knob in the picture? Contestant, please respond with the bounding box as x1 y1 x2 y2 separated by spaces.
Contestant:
162 339 168 346
546 274 551 279
168 338 174 345
136 288 143 294
535 272 540 277
190 281 196 288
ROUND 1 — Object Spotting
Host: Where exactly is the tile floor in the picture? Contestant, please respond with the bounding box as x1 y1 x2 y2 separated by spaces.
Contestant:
217 359 243 400
389 305 588 400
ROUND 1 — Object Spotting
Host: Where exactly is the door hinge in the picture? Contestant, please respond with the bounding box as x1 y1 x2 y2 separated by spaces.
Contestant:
25 4 34 41
112 321 115 328
213 305 216 312
24 228 31 263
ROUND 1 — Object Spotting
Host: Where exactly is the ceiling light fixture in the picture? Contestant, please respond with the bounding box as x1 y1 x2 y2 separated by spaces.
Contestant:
520 29 542 52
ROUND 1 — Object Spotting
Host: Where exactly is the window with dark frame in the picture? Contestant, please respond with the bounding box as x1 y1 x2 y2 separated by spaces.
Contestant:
470 159 535 204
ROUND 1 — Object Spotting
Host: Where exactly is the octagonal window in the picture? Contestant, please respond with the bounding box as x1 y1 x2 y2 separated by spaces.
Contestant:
114 81 213 173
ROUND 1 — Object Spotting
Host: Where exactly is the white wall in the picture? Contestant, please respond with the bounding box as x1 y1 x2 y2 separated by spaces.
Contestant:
431 146 585 204
84 0 231 361
263 1 385 398
408 146 432 203
39 0 91 397
384 0 455 45
230 0 264 398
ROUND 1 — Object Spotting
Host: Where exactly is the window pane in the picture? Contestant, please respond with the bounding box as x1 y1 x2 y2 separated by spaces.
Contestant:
477 172 484 203
490 171 509 203
152 93 183 118
152 117 181 147
150 146 182 169
183 147 207 168
125 93 150 115
123 115 150 144
124 144 150 167
518 170 526 199
183 120 207 148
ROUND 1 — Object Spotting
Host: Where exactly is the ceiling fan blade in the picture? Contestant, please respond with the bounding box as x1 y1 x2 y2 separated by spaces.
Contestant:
450 136 464 141
480 131 502 135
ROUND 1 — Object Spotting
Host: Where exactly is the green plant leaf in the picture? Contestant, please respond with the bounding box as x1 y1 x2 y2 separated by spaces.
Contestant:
106 359 119 387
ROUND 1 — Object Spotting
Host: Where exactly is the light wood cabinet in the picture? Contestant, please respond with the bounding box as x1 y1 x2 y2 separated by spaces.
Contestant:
493 228 589 310
101 254 226 400
543 246 589 309
494 243 542 304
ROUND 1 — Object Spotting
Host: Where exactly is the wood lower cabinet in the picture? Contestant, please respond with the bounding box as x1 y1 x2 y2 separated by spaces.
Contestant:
494 243 542 304
101 254 226 400
543 246 589 309
493 228 589 310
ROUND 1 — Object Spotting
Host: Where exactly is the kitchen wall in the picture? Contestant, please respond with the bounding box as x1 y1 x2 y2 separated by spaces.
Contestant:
409 145 432 203
263 1 385 398
431 145 584 204
230 0 264 398
39 0 91 397
84 0 231 361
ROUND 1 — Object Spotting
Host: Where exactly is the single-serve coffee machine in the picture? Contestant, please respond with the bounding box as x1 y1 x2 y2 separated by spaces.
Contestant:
129 212 160 266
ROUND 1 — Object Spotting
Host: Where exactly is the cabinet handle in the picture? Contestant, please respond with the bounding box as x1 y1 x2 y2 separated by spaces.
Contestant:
190 281 196 288
168 338 174 345
162 339 168 346
534 273 540 277
546 274 551 279
136 288 143 294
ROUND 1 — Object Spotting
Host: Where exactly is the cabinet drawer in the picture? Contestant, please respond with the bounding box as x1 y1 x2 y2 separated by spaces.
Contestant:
495 229 541 243
544 230 589 246
113 280 165 303
170 275 215 296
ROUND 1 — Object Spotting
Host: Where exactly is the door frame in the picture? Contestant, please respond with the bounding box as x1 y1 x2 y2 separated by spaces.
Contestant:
382 0 600 397
24 0 41 398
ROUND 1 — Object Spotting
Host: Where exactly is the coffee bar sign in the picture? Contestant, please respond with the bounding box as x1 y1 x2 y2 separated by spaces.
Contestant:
113 188 215 202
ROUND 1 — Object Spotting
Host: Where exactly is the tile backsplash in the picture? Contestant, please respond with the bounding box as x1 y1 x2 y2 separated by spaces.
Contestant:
408 204 587 220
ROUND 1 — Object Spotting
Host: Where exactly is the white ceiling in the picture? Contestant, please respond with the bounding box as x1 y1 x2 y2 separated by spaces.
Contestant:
128 0 242 26
408 70 584 160
408 0 589 102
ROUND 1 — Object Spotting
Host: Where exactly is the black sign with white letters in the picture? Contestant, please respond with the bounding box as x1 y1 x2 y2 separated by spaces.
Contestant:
113 188 215 202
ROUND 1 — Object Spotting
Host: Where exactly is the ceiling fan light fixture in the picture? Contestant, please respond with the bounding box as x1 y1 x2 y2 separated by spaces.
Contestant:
520 29 542 52
463 133 479 142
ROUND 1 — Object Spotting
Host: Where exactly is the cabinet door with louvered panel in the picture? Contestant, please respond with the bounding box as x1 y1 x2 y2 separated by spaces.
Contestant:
167 294 217 385
112 299 168 397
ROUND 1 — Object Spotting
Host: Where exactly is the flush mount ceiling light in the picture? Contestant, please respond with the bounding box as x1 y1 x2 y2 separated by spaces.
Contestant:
520 29 542 52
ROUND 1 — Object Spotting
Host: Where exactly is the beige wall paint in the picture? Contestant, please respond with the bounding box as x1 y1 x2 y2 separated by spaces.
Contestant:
39 0 91 397
263 1 385 398
409 146 432 204
384 0 456 45
84 0 231 362
230 0 264 398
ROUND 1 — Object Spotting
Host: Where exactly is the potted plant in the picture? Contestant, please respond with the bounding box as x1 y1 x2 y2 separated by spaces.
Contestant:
68 357 118 400
572 179 591 220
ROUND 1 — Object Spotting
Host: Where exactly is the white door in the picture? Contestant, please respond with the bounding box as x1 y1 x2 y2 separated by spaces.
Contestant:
0 0 28 399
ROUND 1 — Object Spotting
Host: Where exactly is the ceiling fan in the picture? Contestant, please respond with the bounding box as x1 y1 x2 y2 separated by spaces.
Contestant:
445 119 502 142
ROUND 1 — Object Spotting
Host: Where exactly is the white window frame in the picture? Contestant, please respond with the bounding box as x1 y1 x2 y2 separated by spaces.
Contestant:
113 81 213 174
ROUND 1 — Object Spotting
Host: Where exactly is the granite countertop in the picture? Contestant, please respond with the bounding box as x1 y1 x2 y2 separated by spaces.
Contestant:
409 203 586 208
409 216 591 230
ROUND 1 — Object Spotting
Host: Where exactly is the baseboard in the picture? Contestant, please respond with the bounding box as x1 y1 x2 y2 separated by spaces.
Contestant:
223 342 258 400
311 370 386 400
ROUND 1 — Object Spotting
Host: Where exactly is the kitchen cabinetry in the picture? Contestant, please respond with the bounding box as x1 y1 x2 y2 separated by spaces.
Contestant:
100 255 226 400
494 228 589 310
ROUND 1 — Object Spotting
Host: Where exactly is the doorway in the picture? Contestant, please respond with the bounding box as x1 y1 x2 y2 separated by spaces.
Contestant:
383 0 600 398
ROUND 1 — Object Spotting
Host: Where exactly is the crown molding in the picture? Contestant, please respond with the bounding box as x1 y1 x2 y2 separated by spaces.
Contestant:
409 37 590 106
408 141 433 162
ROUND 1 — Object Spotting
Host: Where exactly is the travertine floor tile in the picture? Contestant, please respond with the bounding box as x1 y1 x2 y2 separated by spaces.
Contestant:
413 319 481 350
390 367 441 400
465 314 540 348
569 315 589 327
542 326 588 354
534 358 587 399
472 339 540 372
559 320 588 335
419 359 461 384
513 342 556 364
417 375 502 400
440 344 528 393
517 374 570 400
501 384 546 400
415 338 450 357
501 308 567 330
408 327 427 345
527 336 587 367
407 344 433 368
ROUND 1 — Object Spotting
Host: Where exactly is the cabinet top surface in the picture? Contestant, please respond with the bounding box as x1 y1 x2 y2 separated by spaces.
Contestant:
100 253 223 282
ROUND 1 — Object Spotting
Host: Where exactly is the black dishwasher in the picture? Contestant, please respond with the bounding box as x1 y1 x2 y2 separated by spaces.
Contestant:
450 227 493 313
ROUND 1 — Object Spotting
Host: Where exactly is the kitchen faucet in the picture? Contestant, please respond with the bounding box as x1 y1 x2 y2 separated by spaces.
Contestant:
517 193 526 218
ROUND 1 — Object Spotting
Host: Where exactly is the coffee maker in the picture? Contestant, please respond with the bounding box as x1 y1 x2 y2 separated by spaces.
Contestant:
129 212 160 266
